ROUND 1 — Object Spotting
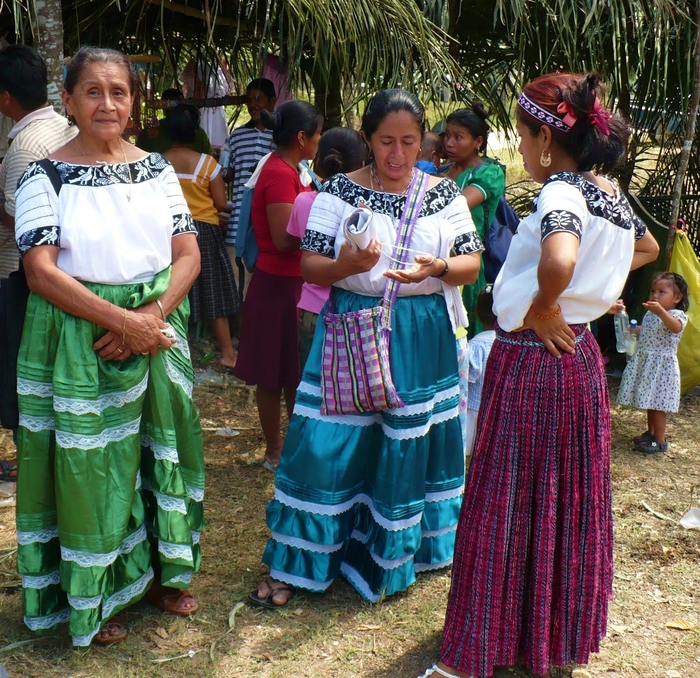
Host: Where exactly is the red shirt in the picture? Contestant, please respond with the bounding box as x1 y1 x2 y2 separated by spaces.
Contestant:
251 154 310 276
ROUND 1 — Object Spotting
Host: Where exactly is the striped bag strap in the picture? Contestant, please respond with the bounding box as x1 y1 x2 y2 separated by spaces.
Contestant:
381 171 431 322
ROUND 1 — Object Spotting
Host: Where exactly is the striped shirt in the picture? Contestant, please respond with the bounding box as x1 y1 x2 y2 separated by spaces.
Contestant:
0 107 76 277
223 124 274 245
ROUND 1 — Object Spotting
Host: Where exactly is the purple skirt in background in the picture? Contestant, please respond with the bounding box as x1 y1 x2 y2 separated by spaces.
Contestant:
233 267 302 390
441 324 613 677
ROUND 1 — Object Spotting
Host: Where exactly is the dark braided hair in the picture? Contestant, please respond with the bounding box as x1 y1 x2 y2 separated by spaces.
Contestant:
652 271 689 312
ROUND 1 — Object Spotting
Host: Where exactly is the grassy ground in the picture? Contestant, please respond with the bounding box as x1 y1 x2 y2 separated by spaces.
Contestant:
1 357 699 677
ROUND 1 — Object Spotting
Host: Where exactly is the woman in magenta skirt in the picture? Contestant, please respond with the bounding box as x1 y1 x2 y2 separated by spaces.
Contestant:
421 73 660 677
233 101 322 469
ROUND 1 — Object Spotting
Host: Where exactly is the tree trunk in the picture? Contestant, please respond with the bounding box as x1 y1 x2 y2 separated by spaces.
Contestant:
31 0 65 112
313 65 343 129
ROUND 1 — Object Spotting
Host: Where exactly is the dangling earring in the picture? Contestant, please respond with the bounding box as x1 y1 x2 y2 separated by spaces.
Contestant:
539 149 552 167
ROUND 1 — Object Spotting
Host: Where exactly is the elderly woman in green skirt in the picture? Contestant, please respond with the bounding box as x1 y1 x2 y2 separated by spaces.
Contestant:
13 47 203 646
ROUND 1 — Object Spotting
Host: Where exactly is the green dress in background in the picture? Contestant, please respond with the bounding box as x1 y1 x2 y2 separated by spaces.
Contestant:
456 160 505 338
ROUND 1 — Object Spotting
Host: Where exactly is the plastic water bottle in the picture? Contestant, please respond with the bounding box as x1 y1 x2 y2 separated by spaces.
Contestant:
625 319 638 356
614 306 630 353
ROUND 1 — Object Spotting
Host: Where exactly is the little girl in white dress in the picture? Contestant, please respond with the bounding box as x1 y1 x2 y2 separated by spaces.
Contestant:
618 271 689 454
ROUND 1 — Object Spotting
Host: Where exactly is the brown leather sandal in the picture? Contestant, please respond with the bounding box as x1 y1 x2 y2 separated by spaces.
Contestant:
92 618 127 646
146 581 199 617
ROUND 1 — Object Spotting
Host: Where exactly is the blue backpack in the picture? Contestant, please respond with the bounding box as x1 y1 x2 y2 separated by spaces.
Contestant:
482 195 520 282
235 157 322 273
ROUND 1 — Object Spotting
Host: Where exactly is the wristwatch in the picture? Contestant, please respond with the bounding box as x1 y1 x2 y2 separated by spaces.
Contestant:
434 257 449 279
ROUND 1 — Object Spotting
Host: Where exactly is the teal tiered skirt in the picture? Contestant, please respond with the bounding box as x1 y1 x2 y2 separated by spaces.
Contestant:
263 288 464 601
15 269 204 646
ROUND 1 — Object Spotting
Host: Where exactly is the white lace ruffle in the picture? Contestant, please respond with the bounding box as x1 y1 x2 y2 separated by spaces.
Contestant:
23 570 61 589
295 381 460 418
18 414 55 432
17 527 59 545
153 489 187 515
24 608 70 631
425 484 464 503
268 568 332 593
68 593 102 610
17 378 54 398
141 435 179 463
175 332 191 360
61 524 147 568
166 572 192 586
53 372 148 416
414 557 452 572
72 628 100 647
422 524 458 538
56 417 141 450
274 488 423 532
192 531 201 544
293 403 459 440
339 562 380 602
158 540 193 562
271 531 343 554
135 470 142 490
102 566 154 620
164 355 193 397
187 485 204 502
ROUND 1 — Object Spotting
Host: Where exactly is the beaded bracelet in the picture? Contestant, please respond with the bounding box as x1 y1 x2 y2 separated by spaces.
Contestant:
156 299 166 320
531 304 562 320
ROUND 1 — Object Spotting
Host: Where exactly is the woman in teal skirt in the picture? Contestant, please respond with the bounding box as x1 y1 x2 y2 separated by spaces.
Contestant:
250 89 483 608
13 47 203 646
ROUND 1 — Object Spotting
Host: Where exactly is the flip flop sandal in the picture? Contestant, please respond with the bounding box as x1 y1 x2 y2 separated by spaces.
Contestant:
248 582 295 610
262 459 278 473
92 619 128 646
0 460 17 482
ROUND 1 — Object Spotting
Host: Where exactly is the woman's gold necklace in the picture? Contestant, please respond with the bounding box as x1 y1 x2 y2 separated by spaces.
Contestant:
74 137 133 202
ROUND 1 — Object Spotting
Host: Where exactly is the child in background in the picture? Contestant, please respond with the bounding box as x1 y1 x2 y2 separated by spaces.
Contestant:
285 127 368 370
618 272 689 454
415 131 443 175
464 286 497 456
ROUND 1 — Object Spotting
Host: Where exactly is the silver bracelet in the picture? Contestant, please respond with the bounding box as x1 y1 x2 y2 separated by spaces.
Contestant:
155 299 166 320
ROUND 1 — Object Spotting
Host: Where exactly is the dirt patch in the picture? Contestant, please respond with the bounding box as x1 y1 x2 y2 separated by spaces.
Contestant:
1 366 699 677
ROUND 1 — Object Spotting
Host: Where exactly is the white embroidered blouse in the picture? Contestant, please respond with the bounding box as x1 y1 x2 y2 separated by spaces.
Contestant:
14 153 195 285
493 172 647 331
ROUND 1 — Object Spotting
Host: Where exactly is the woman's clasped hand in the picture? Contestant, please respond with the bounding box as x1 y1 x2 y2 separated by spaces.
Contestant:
93 308 174 361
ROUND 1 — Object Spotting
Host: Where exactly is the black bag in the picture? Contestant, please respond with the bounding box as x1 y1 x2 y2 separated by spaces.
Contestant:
0 265 31 429
482 195 520 283
0 159 62 429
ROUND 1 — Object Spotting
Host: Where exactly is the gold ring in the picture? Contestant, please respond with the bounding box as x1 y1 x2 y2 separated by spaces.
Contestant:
116 347 124 354
140 352 148 356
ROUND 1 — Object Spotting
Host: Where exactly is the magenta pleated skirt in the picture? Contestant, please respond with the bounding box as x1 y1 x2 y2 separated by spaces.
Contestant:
440 324 613 677
233 267 302 390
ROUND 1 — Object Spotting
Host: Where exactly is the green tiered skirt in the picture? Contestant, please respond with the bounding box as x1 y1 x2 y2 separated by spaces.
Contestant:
15 269 204 646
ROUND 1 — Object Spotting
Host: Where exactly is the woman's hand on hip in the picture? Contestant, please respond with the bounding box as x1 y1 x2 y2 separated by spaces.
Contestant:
523 306 576 358
383 254 443 285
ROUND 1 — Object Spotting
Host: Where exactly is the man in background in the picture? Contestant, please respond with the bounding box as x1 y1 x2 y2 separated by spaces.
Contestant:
0 44 76 277
221 78 277 297
137 87 213 155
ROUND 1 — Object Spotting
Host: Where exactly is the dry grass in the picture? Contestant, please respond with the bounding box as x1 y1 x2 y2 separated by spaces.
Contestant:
1 357 699 677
